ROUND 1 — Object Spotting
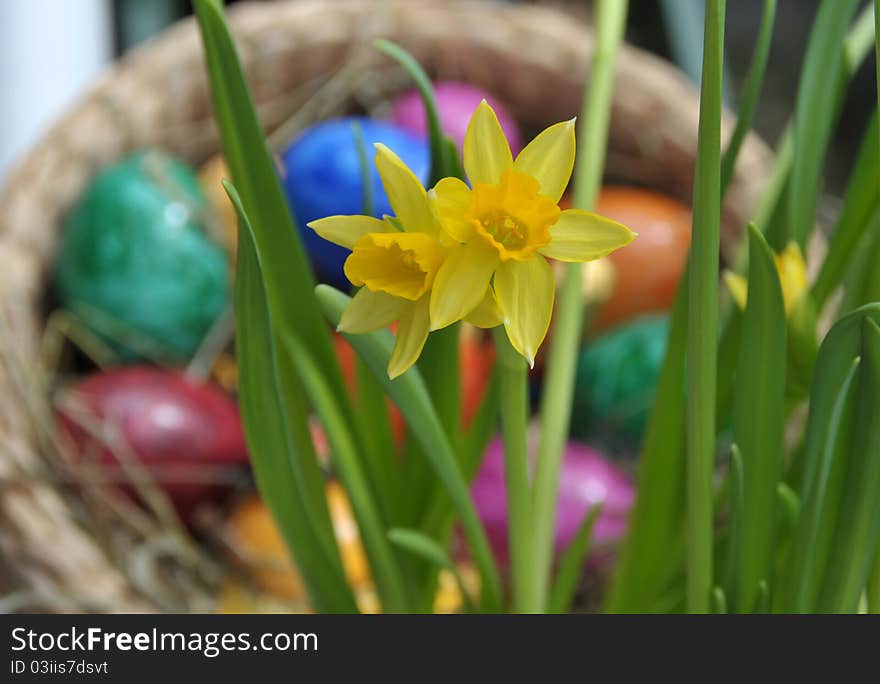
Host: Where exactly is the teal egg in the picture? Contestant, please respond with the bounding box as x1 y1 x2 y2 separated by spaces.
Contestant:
572 315 670 450
56 151 229 361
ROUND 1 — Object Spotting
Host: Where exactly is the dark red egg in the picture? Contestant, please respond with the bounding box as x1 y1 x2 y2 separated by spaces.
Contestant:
56 366 250 517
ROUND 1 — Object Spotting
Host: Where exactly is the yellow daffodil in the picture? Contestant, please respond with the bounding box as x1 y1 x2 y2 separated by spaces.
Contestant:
308 143 497 378
429 101 636 366
723 241 809 316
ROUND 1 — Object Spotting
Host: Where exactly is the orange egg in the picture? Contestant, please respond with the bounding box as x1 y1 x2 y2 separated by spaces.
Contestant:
590 186 691 329
227 482 371 602
227 485 473 612
227 496 306 600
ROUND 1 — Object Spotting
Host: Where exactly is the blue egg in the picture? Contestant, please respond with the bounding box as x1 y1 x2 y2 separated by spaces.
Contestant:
280 117 431 288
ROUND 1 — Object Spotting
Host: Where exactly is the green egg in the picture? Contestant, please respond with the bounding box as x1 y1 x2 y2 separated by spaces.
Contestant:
56 151 229 361
572 314 670 450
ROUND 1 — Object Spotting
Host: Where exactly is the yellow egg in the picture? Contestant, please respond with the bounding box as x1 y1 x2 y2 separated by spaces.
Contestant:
227 484 477 612
433 566 476 614
227 482 373 603
198 154 238 259
325 480 372 589
227 496 306 600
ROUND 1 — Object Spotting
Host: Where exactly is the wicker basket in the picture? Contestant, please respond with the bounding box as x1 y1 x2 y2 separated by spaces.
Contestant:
0 0 772 612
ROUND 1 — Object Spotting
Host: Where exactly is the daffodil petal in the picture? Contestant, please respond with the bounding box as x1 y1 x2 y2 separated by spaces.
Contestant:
388 295 430 379
494 257 555 367
338 287 406 333
513 119 576 202
430 241 498 330
307 215 391 249
464 288 504 329
374 143 436 233
429 177 475 242
539 209 637 262
463 100 513 186
723 271 748 311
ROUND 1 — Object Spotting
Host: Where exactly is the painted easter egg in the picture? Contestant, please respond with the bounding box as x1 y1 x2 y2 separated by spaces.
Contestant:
226 496 307 601
56 151 229 361
227 483 370 600
572 314 669 450
471 437 634 567
281 118 430 288
333 324 494 444
56 366 249 516
592 186 691 330
390 81 523 154
226 487 473 612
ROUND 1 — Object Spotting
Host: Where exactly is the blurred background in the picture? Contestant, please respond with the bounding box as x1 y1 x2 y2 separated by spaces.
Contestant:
1 0 873 615
1 0 874 193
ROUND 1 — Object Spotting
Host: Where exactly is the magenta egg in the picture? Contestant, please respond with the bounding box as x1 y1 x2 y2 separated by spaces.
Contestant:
390 81 523 155
471 437 634 567
56 366 250 517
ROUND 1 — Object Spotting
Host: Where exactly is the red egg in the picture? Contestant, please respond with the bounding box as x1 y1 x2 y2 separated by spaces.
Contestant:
333 325 494 444
56 366 249 517
591 186 691 329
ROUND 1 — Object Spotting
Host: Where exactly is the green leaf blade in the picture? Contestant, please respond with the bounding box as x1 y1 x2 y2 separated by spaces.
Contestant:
192 0 348 400
781 304 880 611
685 0 725 614
226 182 357 613
730 224 787 613
817 318 880 612
315 285 503 612
548 506 601 614
812 111 880 310
606 272 688 613
788 0 861 248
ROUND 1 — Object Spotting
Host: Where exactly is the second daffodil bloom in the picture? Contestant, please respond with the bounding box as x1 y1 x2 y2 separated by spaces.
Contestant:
429 101 637 366
723 241 809 317
308 143 498 378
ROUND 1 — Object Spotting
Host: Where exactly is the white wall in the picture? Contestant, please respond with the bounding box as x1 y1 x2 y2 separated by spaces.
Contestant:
0 0 113 183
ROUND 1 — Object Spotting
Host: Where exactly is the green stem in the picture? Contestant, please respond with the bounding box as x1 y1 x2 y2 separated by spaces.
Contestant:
351 120 374 217
530 0 628 612
373 39 455 184
686 0 725 614
492 328 535 613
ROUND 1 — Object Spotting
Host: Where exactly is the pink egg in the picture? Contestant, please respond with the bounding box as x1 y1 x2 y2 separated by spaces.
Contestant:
390 81 523 155
471 437 634 567
56 366 250 518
